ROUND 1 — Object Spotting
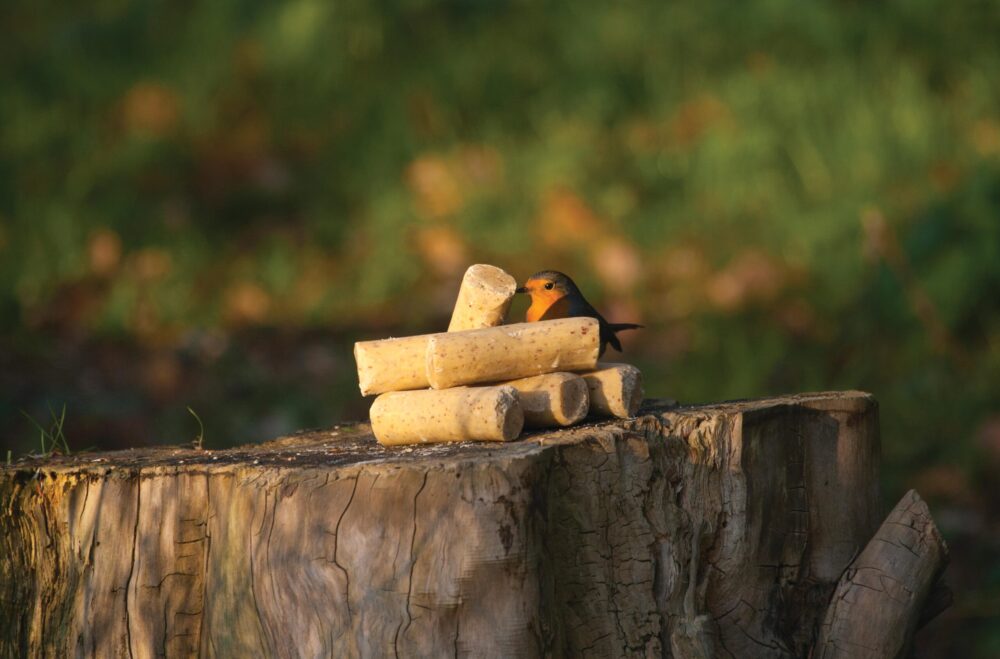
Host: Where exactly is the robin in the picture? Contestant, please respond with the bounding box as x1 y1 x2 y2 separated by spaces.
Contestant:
516 270 643 356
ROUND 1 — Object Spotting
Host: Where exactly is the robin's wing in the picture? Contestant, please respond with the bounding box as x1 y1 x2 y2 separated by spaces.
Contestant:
564 298 620 354
536 296 574 321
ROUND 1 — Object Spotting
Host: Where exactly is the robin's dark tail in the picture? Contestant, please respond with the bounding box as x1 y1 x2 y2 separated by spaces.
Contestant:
608 323 644 333
600 322 644 354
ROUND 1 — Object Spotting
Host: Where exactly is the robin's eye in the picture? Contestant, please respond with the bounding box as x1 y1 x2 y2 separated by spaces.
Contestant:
544 282 554 290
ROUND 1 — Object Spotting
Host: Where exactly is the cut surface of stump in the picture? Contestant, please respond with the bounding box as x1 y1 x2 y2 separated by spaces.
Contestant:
1 392 885 657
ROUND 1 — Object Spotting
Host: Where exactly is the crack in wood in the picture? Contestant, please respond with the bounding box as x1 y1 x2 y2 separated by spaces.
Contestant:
124 474 140 659
398 472 429 657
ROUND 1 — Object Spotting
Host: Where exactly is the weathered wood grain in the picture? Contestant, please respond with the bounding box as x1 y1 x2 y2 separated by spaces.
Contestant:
1 392 888 658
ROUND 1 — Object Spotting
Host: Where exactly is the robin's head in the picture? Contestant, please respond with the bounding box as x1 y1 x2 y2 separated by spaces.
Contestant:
516 270 580 302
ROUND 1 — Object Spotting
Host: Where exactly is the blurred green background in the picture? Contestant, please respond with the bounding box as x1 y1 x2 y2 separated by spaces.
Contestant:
1 0 999 653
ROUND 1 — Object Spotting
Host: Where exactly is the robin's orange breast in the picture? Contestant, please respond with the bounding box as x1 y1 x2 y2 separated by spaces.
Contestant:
526 294 572 322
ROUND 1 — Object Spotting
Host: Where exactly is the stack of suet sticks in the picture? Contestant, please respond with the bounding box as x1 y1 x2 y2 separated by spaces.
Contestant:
354 265 643 446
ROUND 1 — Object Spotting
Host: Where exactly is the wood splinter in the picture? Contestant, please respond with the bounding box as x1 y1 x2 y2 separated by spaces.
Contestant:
814 489 950 659
580 362 643 418
426 317 600 390
448 264 517 332
370 385 524 445
504 372 590 428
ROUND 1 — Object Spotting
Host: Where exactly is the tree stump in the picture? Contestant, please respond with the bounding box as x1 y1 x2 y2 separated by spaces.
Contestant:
0 391 948 658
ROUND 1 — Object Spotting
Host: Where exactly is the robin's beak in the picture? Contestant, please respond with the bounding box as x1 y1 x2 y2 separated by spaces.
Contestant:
515 286 527 294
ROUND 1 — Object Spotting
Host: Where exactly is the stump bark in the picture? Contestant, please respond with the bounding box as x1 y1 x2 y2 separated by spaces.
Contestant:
0 391 948 658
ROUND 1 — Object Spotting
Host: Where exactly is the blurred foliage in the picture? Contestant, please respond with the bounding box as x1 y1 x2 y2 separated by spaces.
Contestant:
1 0 1000 652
